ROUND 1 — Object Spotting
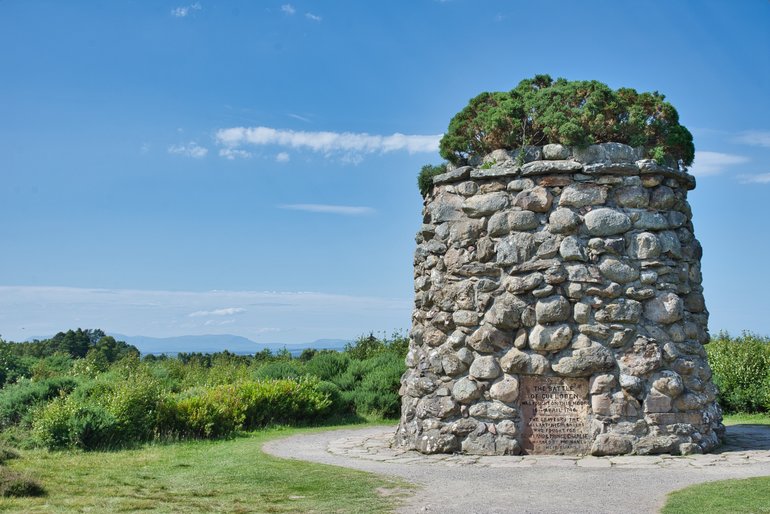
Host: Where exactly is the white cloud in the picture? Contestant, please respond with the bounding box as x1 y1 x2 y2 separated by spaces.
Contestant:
219 147 252 160
281 4 296 15
688 151 749 177
739 173 770 184
168 142 208 159
189 307 246 317
215 126 441 162
305 12 322 21
276 152 290 162
279 204 375 215
0 286 410 344
171 2 202 17
733 131 770 148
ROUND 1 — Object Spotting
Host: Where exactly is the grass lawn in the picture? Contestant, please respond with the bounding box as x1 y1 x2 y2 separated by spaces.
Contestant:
662 476 770 514
722 412 770 426
662 412 770 514
0 422 412 513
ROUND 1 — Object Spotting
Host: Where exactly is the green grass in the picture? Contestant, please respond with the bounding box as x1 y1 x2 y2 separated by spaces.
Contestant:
0 422 412 513
662 476 770 514
722 412 770 426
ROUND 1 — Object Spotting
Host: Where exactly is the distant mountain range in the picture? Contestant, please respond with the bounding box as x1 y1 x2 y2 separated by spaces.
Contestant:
24 333 351 356
109 334 351 356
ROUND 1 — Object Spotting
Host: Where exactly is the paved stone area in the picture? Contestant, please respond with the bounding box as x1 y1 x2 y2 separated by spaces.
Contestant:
263 424 770 513
327 424 770 470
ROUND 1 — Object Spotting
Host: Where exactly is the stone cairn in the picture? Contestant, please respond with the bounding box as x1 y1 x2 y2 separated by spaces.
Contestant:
395 143 724 456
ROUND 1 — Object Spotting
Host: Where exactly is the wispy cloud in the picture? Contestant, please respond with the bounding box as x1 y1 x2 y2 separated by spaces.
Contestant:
171 2 202 17
168 142 208 158
0 286 410 344
281 4 296 15
219 147 252 160
276 152 290 163
733 131 770 148
215 126 441 162
288 113 311 123
204 319 236 326
688 151 749 177
305 12 322 21
279 204 375 215
739 173 770 184
189 307 246 317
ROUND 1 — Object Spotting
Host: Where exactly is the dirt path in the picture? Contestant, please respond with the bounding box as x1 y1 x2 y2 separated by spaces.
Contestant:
263 424 770 513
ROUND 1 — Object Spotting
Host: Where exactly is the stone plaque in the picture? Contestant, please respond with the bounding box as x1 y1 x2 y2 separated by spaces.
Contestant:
519 376 591 455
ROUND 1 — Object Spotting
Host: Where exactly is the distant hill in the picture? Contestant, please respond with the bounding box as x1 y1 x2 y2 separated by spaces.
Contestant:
109 333 350 356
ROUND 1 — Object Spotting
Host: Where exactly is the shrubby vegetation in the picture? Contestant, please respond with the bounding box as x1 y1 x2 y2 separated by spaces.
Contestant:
707 332 770 413
418 75 696 198
439 75 694 167
3 327 768 455
418 163 449 197
0 329 408 452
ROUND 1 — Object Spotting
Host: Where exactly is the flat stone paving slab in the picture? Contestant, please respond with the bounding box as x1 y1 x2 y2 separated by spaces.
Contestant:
263 424 770 513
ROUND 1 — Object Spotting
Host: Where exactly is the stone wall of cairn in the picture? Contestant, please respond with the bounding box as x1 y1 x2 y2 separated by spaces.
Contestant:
395 143 724 456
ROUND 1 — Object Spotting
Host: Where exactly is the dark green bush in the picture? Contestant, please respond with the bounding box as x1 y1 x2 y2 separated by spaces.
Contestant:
253 360 306 380
418 163 447 197
305 351 350 382
439 75 694 168
0 468 45 497
315 380 352 415
349 353 404 417
707 332 770 413
0 376 79 428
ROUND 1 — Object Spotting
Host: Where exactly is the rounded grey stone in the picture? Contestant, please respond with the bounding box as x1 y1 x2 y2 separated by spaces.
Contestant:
462 192 510 217
630 232 661 259
598 257 640 284
535 295 571 323
615 185 650 208
542 143 570 160
650 186 676 210
452 377 481 403
559 183 607 208
645 292 684 324
507 178 535 191
468 400 516 420
489 375 520 403
529 324 572 352
549 208 580 234
469 355 502 380
559 235 586 261
441 352 466 376
551 343 614 377
514 186 553 212
584 208 632 236
509 210 539 230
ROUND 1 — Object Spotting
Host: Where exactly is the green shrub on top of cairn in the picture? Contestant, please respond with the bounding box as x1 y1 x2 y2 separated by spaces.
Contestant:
419 74 695 197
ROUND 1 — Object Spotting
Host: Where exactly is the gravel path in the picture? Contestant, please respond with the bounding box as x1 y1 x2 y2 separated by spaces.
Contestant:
263 424 770 513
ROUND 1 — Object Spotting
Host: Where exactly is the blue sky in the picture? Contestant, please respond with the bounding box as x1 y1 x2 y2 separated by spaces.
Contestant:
1 1 769 344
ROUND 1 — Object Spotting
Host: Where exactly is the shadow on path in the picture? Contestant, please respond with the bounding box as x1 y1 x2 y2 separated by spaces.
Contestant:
719 424 770 452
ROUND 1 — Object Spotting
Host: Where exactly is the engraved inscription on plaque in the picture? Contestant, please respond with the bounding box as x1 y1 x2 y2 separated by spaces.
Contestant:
519 376 591 455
